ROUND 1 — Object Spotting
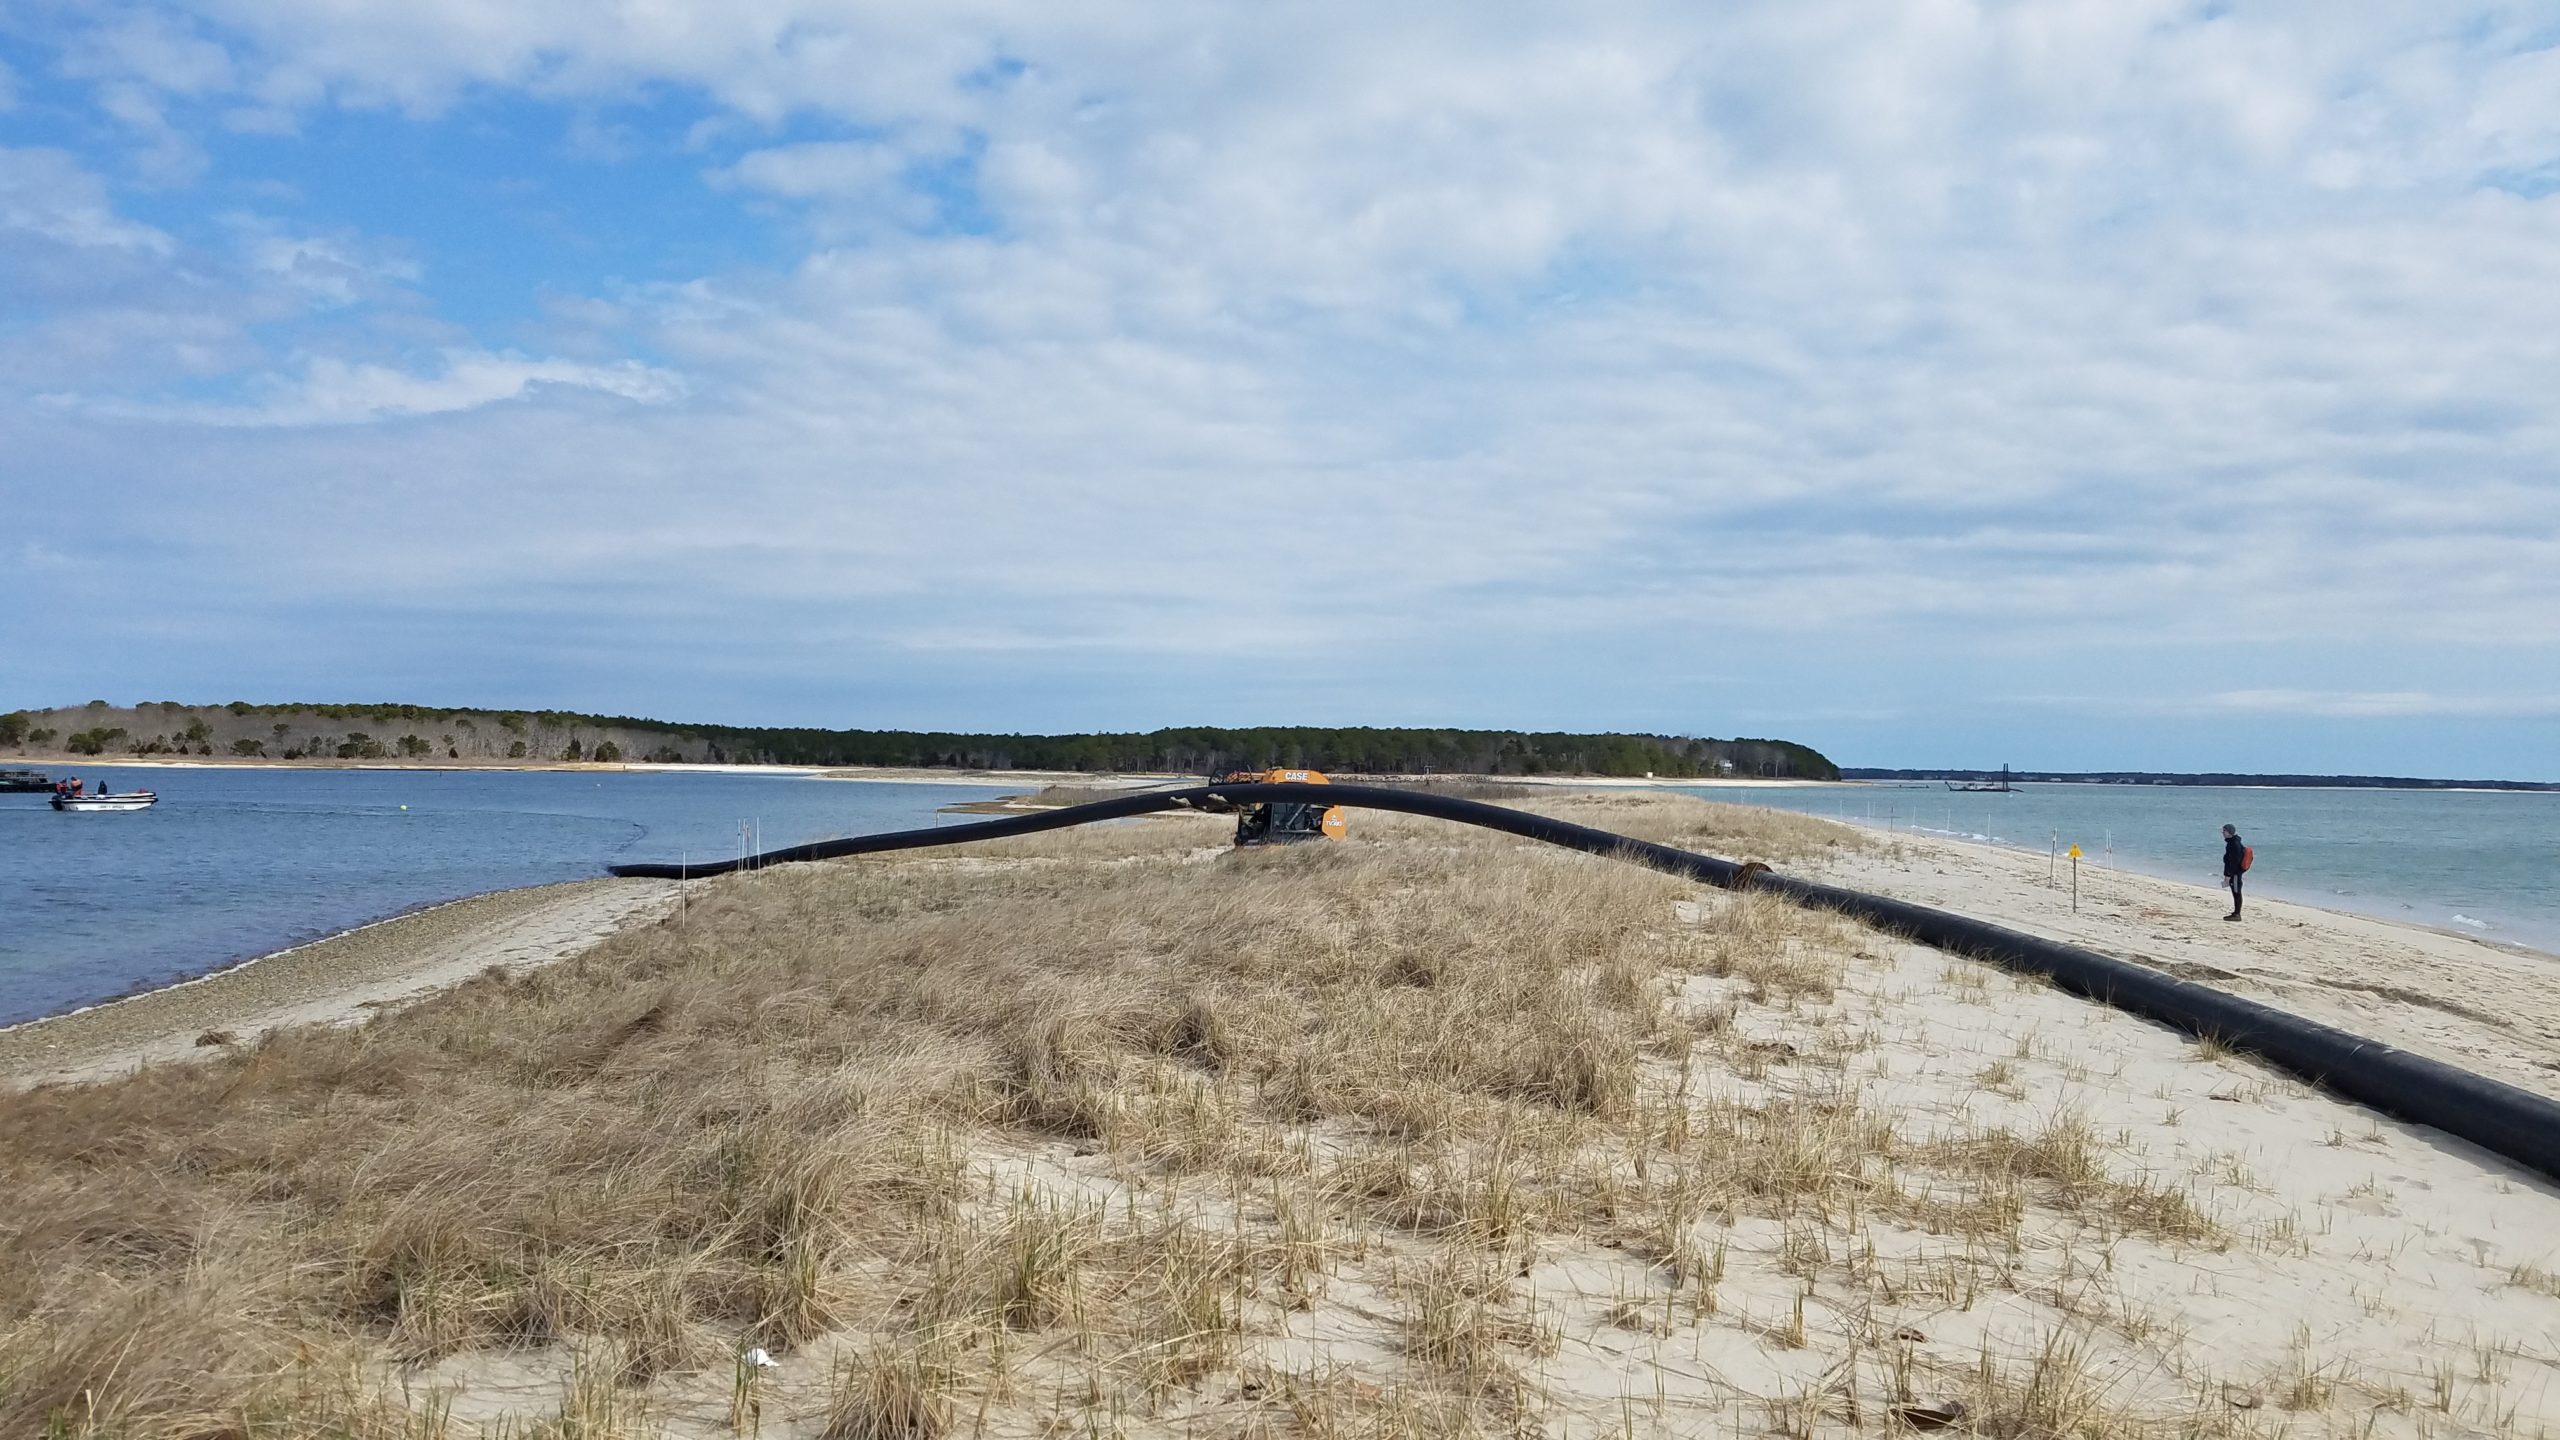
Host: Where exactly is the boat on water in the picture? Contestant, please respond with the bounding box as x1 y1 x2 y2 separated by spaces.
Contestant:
50 790 158 812
1 767 55 793
1946 764 2016 794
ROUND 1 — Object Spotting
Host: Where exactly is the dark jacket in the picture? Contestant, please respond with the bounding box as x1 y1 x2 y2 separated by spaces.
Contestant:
2223 834 2246 878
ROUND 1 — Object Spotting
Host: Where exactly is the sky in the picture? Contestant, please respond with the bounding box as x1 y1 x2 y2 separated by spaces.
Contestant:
1 3 2556 778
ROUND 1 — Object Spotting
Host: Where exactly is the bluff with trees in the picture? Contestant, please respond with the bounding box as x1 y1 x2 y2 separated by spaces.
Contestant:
0 702 1838 780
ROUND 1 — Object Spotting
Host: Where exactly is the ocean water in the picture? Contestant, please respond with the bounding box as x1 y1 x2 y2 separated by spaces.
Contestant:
1681 782 2560 957
0 766 1003 1026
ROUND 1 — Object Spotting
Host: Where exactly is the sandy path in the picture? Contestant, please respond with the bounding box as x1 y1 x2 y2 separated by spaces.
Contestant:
0 877 679 1089
1803 828 2560 1100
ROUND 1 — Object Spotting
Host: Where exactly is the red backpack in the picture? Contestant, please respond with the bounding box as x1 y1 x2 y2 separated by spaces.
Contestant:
2241 846 2254 872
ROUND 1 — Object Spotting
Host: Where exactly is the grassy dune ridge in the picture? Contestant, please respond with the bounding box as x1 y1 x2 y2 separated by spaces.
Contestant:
2 794 2548 1437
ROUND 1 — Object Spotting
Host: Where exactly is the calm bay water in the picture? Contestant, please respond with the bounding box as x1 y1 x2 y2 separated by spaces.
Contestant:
1681 782 2560 957
0 766 1001 1026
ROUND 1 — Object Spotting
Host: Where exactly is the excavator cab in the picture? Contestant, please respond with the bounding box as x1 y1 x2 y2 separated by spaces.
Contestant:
1218 768 1349 846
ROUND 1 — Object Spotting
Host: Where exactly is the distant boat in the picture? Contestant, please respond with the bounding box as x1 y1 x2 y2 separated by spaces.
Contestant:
1946 764 2015 793
1 768 54 793
51 791 158 812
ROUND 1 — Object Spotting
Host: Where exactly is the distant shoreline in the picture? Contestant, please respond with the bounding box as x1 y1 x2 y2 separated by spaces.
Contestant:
5 756 1030 784
1844 768 2560 792
13 754 2552 793
6 756 1833 788
0 705 1843 781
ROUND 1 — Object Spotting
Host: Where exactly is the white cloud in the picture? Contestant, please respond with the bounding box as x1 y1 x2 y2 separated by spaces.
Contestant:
716 140 911 200
15 541 80 573
2006 689 2560 721
65 14 238 94
143 351 685 427
0 147 174 252
90 81 209 185
2204 691 2560 720
221 105 300 136
226 216 421 306
2471 43 2560 174
6 3 2560 765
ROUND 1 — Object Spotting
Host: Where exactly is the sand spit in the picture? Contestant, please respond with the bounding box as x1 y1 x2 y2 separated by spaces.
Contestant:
1804 827 2560 1103
0 878 678 1089
7 794 2560 1437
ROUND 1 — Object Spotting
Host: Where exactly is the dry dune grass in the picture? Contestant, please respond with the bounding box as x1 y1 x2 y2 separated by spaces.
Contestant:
0 793 2540 1437
1347 789 1864 868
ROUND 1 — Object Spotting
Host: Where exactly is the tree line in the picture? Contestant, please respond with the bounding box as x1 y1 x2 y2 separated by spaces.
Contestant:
0 703 1838 780
709 725 1837 779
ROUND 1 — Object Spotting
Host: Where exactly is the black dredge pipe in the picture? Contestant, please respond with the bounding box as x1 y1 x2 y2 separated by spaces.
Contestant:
606 782 1746 884
613 782 2560 1185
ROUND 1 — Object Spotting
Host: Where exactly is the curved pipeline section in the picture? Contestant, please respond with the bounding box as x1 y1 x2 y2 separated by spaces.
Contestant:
613 782 2560 1184
609 782 1742 882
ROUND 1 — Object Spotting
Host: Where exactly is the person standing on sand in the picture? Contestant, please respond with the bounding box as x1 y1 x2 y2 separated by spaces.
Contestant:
2221 824 2246 921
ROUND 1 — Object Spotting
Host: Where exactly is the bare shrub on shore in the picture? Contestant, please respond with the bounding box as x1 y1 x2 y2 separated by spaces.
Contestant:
1387 775 1541 800
0 791 2363 1440
1023 783 1153 808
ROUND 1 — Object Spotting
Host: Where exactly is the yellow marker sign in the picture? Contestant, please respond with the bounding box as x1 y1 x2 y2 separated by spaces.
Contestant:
2067 845 2082 860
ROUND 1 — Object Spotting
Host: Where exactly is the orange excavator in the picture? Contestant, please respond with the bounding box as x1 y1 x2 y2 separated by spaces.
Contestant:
1208 767 1348 846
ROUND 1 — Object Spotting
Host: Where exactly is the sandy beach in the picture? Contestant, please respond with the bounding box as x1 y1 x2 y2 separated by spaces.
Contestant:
1798 824 2560 1102
0 877 678 1089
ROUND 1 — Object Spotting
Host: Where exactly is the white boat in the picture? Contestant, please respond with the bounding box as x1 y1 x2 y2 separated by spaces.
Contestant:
51 791 157 812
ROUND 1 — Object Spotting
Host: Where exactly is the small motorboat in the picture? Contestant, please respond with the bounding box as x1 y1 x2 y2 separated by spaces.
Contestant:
51 790 158 812
1 768 55 793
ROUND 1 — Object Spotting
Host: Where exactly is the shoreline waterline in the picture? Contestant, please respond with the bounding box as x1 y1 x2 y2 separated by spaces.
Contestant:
1834 813 2560 964
1800 818 2560 1100
0 877 679 1088
0 883 530 1042
0 766 1021 1026
1687 780 2560 960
